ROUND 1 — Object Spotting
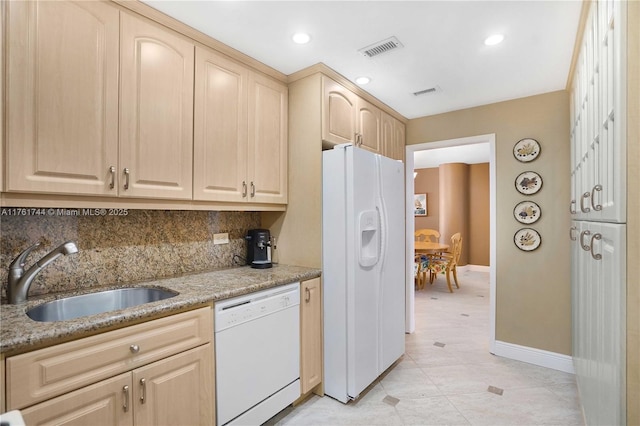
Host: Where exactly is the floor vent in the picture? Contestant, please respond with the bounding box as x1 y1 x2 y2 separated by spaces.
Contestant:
358 36 403 58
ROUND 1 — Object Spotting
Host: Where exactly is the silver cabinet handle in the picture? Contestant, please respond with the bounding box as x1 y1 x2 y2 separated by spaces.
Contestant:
580 230 592 251
580 192 591 213
591 184 603 211
140 378 146 404
250 181 255 198
123 385 130 412
123 168 130 190
109 166 116 189
569 226 578 241
570 200 577 214
305 287 311 303
242 181 247 198
590 233 602 260
130 344 140 354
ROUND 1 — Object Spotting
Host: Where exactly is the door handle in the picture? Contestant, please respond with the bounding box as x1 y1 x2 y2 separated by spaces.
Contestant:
123 168 130 190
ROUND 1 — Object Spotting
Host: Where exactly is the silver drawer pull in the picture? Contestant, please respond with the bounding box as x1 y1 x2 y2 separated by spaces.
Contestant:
570 199 577 214
250 181 256 198
590 233 602 260
242 181 247 198
130 344 140 354
591 184 603 211
123 385 130 412
580 192 591 213
570 226 578 241
123 168 130 190
140 378 146 404
109 166 116 189
580 230 592 251
305 287 311 303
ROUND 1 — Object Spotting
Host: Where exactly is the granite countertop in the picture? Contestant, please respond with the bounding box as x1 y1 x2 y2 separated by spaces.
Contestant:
0 264 321 355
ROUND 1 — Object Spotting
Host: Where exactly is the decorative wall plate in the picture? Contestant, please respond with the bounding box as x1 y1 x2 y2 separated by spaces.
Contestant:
513 201 541 224
515 171 542 195
513 138 541 162
514 228 541 251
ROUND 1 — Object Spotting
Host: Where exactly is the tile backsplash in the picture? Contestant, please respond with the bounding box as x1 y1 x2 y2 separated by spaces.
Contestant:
0 209 260 299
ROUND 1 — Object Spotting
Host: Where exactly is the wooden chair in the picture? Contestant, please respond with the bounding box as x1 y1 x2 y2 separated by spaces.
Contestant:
426 232 462 292
415 228 440 243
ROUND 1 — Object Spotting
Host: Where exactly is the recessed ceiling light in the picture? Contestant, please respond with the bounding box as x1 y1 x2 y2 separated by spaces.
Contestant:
292 33 311 44
484 34 504 46
355 76 371 85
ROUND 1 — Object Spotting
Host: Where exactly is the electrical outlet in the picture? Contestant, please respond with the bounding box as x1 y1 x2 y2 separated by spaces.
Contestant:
213 233 229 245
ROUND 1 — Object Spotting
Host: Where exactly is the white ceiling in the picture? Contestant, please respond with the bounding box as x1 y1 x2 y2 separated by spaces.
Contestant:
142 0 582 120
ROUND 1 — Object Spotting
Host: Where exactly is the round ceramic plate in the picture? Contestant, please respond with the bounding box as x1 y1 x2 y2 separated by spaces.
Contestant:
513 201 541 224
514 228 541 251
513 138 541 162
515 171 542 195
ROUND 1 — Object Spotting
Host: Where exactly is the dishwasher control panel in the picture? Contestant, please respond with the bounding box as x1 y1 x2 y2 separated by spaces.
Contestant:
214 282 300 332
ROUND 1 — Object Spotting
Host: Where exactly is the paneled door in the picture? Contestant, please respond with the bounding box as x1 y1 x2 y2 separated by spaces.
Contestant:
193 47 248 202
5 0 119 195
247 73 288 204
119 13 194 200
322 76 357 145
356 98 381 154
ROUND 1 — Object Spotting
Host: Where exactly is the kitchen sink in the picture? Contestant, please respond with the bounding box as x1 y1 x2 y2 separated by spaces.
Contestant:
26 287 178 322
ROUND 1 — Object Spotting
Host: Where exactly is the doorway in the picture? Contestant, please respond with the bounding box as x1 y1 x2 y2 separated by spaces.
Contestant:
404 134 497 353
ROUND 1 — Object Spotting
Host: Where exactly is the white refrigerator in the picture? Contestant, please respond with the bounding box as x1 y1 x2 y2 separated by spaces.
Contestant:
322 144 405 403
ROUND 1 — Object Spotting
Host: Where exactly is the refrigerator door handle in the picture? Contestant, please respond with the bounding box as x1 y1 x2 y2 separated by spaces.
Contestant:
377 200 387 273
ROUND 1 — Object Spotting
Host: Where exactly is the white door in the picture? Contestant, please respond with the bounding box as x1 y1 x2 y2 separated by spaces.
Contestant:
377 155 406 373
347 147 381 399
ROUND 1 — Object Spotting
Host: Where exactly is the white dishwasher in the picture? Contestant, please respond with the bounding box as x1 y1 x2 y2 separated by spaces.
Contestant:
215 282 301 425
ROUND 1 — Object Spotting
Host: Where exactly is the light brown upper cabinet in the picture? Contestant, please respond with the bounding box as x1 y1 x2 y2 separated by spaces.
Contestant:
194 48 287 205
356 97 381 153
321 76 385 155
322 77 357 146
119 13 194 200
247 72 288 204
382 111 406 161
193 47 248 202
5 2 195 200
5 0 119 195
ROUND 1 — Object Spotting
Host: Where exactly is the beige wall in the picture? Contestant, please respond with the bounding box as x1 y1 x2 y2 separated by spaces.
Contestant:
439 163 470 265
407 90 571 355
469 163 490 266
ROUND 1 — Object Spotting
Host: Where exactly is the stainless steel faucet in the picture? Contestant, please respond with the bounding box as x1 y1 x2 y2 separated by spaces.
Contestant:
7 241 78 304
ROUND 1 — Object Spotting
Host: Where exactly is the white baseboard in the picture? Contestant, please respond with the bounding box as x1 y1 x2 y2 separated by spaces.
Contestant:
459 264 490 273
492 340 575 374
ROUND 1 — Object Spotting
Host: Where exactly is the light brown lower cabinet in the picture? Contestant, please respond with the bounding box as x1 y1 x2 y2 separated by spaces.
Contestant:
20 344 213 426
6 307 214 425
300 278 323 395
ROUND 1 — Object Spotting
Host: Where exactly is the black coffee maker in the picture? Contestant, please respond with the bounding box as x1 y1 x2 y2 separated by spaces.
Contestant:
245 229 272 269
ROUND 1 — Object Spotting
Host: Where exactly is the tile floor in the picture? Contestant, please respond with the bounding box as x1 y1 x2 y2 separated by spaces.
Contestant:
269 270 585 425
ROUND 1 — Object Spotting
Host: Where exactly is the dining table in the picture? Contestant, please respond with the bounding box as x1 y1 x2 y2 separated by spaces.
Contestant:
415 241 450 254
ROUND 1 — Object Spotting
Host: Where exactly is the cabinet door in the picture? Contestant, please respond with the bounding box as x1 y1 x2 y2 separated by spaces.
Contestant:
381 112 406 161
381 112 395 159
322 76 357 145
356 98 381 154
119 13 194 200
394 119 406 162
300 278 322 394
247 73 288 204
6 0 119 195
20 373 132 426
132 344 214 426
193 47 248 202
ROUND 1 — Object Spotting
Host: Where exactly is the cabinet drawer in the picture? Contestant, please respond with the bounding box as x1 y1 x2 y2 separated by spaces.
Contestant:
6 307 213 410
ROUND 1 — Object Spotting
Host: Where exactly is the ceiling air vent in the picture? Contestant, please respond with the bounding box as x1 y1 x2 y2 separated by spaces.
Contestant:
358 36 403 58
413 87 439 96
